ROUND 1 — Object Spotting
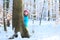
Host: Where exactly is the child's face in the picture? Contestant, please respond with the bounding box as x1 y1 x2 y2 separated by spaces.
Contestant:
24 12 28 15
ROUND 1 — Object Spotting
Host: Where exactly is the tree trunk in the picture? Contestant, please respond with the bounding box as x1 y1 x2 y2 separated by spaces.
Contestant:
12 0 29 38
48 11 50 21
3 0 7 31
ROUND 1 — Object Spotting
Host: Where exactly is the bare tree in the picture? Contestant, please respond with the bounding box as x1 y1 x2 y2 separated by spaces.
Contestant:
12 0 29 38
3 0 9 31
32 0 36 23
48 0 50 21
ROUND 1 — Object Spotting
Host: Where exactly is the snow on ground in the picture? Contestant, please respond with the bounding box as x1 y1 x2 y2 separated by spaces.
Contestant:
0 20 60 40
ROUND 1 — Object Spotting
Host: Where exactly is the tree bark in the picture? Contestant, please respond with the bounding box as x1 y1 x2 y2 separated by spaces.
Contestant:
12 0 29 38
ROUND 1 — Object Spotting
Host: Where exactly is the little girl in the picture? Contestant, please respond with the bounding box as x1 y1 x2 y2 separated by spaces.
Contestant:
24 10 29 30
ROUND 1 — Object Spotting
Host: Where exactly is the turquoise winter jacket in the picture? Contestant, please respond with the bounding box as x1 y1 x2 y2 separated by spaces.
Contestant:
24 15 29 28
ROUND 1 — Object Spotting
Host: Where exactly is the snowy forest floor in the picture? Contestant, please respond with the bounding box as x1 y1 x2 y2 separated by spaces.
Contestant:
0 19 60 40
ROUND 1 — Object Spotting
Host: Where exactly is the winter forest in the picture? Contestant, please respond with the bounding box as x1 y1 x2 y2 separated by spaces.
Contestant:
0 0 60 40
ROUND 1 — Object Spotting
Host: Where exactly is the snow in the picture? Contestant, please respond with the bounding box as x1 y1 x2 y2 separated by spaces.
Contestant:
0 0 59 40
0 20 60 40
